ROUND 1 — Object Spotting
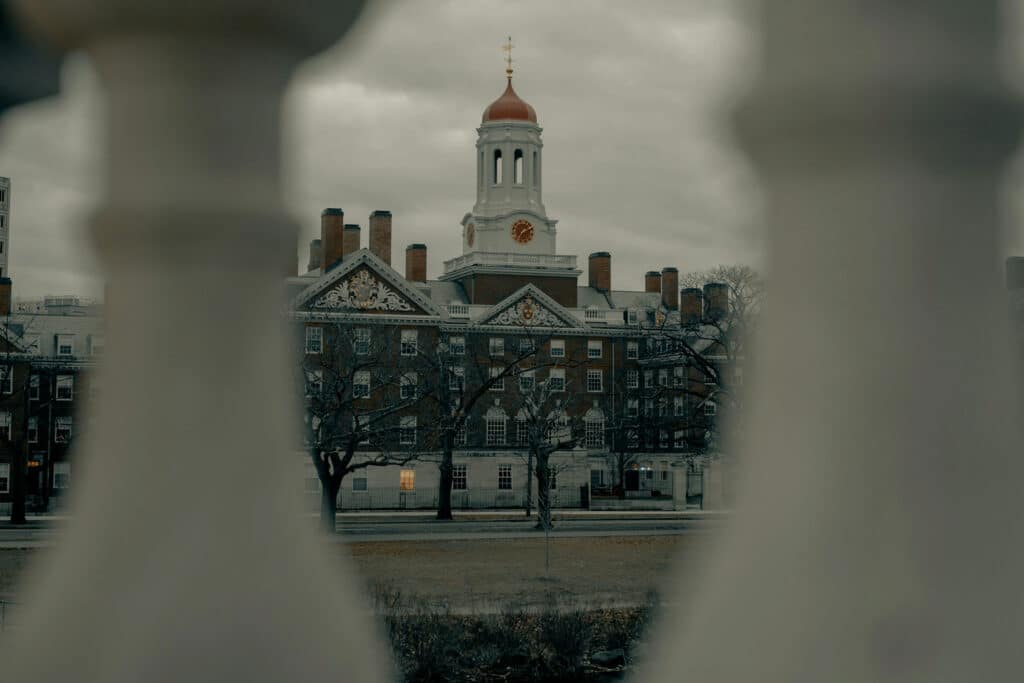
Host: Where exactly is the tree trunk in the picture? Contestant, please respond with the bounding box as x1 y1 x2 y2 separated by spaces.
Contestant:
436 436 453 520
320 476 341 534
534 450 551 530
524 447 534 516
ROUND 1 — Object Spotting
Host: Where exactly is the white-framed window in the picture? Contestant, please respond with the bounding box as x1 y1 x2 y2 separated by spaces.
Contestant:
29 374 39 400
587 369 603 393
354 327 370 355
89 334 105 357
489 367 504 392
549 339 565 358
27 416 38 443
626 370 638 389
306 369 323 396
400 372 417 400
486 414 506 446
674 430 687 448
674 366 686 387
704 401 717 416
0 365 11 394
518 337 534 354
54 416 72 443
352 477 368 492
400 329 418 356
547 368 565 393
627 309 638 326
585 414 605 448
489 337 505 356
449 336 466 356
56 335 75 357
399 468 415 491
516 417 529 444
627 399 639 418
498 464 513 490
305 326 322 354
644 370 653 388
400 416 417 445
452 464 467 490
658 369 668 387
0 462 8 493
518 370 535 394
56 375 74 401
674 396 685 417
449 366 465 391
0 411 10 440
353 371 371 399
54 462 71 489
587 339 603 359
627 341 639 359
454 419 468 447
354 414 371 445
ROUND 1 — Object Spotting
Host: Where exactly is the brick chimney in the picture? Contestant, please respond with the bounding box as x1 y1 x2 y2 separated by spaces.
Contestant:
369 210 392 266
405 244 427 282
704 282 729 320
588 251 611 292
342 224 361 259
661 267 679 310
0 277 11 316
644 271 662 293
307 239 322 273
680 287 703 325
320 208 344 272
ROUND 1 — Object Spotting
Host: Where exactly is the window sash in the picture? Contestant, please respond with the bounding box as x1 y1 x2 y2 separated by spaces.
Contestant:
587 340 602 358
400 329 418 356
549 340 565 357
627 342 639 359
497 465 513 490
305 327 322 354
452 464 467 490
586 370 603 393
486 418 506 446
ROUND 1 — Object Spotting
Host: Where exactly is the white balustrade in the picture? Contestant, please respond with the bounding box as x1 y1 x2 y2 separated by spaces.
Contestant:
643 2 1024 681
1 1 392 681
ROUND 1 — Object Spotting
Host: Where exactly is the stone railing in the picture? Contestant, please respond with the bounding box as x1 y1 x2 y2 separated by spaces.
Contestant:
0 1 1021 682
443 251 577 273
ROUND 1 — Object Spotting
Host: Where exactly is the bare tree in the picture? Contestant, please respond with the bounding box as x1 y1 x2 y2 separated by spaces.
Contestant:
299 323 427 532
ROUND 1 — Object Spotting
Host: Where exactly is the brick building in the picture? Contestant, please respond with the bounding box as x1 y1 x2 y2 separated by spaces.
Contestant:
285 69 733 511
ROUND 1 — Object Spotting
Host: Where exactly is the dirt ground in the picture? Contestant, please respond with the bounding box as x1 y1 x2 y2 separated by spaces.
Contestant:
2 534 707 610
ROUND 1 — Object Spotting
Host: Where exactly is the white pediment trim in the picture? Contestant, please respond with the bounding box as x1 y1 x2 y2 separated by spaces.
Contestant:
290 249 443 317
478 284 585 329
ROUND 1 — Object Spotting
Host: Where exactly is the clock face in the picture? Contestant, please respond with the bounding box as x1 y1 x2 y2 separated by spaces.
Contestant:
466 223 475 247
511 219 534 244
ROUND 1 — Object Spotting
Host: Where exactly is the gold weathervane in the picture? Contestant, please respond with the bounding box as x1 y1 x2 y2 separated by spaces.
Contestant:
502 35 514 78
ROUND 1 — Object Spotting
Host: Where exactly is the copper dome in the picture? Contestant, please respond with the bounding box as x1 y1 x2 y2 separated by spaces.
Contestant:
482 78 537 124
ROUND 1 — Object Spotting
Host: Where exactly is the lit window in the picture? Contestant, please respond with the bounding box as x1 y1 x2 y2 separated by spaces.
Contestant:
587 340 603 359
54 416 72 443
449 336 465 356
29 375 39 400
0 365 11 394
352 477 368 491
57 335 74 357
0 411 10 440
0 463 8 493
400 329 418 356
587 369 603 393
547 368 565 392
56 375 74 401
54 462 71 489
354 371 371 399
626 370 638 389
354 328 370 355
452 464 467 490
305 327 322 354
498 464 513 490
449 366 465 391
486 415 506 446
489 367 504 392
400 416 417 445
399 469 415 491
549 339 565 358
489 337 505 356
401 372 417 400
627 341 639 359
27 417 38 443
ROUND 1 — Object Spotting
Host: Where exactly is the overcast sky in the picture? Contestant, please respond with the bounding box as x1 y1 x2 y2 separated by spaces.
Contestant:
1 0 1022 300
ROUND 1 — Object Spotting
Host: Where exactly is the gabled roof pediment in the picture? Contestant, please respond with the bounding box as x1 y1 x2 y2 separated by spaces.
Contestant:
291 249 442 317
478 283 584 329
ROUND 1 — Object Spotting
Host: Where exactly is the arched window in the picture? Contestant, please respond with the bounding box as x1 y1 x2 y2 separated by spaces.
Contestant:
493 149 503 184
513 149 524 184
585 407 605 448
485 406 507 446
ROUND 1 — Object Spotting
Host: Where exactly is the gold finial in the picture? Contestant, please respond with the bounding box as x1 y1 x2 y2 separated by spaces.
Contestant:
502 35 514 79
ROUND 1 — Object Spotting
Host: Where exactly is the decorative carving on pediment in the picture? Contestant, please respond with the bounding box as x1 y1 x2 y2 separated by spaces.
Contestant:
491 295 563 327
312 269 413 312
